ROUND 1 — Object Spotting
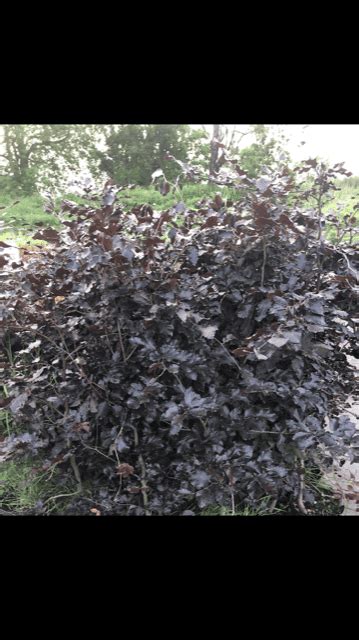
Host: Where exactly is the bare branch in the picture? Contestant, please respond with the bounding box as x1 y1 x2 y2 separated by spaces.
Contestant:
261 238 267 287
298 459 308 515
214 338 242 374
26 135 69 159
116 319 127 360
70 455 83 490
236 130 251 146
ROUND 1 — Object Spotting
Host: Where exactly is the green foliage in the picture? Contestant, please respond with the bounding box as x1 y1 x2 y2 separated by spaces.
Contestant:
0 125 98 194
303 466 344 515
202 504 260 515
239 143 276 177
2 170 358 248
0 335 77 515
333 176 359 192
0 183 240 241
201 497 283 516
117 183 239 210
186 128 210 171
0 191 59 243
275 166 359 245
0 460 45 512
97 125 201 186
323 177 359 244
238 125 290 178
0 459 76 514
1 388 12 439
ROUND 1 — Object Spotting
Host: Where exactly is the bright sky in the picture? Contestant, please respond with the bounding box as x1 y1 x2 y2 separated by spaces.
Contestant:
197 125 359 176
279 125 359 175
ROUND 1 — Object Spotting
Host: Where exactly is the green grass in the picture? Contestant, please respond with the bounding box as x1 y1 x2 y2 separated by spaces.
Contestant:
0 458 78 515
0 191 91 244
0 184 241 243
323 178 359 244
202 505 264 516
303 465 344 515
1 387 12 438
297 177 359 244
0 460 49 513
0 193 58 235
117 183 240 210
3 177 357 247
201 496 286 516
0 332 78 516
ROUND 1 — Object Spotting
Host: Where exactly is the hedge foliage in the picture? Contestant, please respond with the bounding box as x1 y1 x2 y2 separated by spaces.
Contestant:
1 158 358 515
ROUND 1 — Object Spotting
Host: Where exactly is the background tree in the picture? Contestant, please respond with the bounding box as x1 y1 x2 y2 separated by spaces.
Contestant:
95 125 200 186
204 125 290 177
0 125 98 194
0 124 293 196
238 125 290 177
209 124 223 174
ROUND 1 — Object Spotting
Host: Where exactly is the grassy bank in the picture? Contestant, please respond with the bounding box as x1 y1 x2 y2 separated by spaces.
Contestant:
0 184 239 242
0 459 78 515
1 179 358 245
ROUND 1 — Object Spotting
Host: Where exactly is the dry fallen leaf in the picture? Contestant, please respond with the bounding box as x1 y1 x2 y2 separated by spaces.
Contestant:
231 347 251 358
73 421 91 433
116 463 135 478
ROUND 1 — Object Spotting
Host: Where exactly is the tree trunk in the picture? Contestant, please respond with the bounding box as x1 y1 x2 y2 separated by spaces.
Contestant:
209 125 221 175
3 126 30 185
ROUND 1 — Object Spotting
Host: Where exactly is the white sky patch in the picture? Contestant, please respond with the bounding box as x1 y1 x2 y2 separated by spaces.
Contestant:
194 125 359 176
280 125 359 175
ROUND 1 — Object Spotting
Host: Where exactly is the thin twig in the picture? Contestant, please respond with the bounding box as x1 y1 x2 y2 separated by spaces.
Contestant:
124 345 138 363
225 469 236 515
30 328 74 360
132 426 150 515
80 440 116 462
70 454 82 491
214 338 242 374
26 325 101 395
105 330 114 355
138 453 150 515
55 327 107 396
230 490 236 516
315 188 323 292
298 459 308 515
44 489 82 504
261 237 267 287
337 249 359 283
117 319 126 361
170 371 186 392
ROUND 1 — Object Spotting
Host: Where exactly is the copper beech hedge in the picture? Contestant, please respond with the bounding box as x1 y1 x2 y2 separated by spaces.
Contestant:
1 158 358 515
